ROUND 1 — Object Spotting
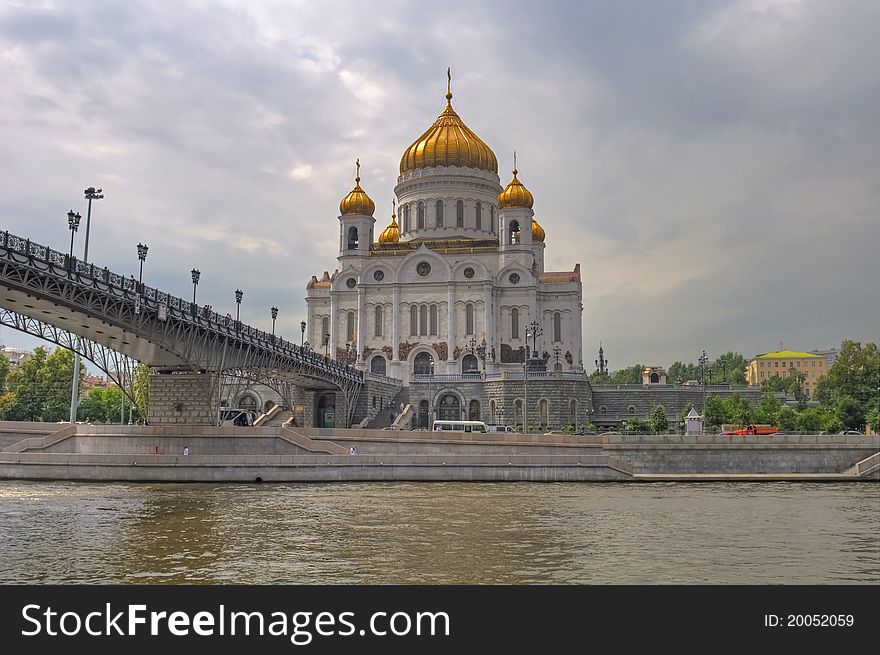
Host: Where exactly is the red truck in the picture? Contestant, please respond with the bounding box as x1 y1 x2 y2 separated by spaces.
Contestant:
722 424 778 436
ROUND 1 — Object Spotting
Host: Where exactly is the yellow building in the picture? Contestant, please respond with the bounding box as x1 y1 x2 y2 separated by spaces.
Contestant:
746 350 827 397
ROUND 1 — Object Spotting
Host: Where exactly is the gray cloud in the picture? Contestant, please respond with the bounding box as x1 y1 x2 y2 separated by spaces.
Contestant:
0 0 876 367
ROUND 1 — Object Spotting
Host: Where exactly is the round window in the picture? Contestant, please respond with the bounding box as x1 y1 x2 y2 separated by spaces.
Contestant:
463 267 475 279
417 262 432 277
509 273 520 285
346 277 356 289
373 270 385 282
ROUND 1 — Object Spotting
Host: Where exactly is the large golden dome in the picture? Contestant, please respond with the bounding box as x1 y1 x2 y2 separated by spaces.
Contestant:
399 72 498 175
378 203 400 243
531 217 545 243
498 165 534 209
339 159 375 216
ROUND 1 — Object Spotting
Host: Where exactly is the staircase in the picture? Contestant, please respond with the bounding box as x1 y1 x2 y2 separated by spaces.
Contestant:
366 387 410 429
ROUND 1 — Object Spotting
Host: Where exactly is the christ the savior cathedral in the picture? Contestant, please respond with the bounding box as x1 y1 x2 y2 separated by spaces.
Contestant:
305 76 584 392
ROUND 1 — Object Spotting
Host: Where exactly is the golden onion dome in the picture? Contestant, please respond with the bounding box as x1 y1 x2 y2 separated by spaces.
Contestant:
378 203 400 243
498 163 534 209
339 159 375 216
532 217 545 243
399 70 498 175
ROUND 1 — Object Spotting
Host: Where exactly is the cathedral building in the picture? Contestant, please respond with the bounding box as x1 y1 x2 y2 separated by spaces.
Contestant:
306 77 584 394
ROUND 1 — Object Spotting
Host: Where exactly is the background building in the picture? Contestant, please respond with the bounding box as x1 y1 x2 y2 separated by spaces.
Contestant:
747 350 827 397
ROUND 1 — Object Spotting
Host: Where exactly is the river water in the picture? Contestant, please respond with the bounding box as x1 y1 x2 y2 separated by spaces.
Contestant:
0 481 877 584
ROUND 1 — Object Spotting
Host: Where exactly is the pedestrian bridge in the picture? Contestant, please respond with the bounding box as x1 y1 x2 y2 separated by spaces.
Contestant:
0 230 366 425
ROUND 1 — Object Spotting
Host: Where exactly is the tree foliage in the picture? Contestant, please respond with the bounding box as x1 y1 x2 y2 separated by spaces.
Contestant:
648 404 668 432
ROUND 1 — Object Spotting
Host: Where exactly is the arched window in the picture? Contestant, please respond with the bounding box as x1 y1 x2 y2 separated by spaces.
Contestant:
346 311 356 341
347 226 358 250
511 308 519 339
374 305 383 337
465 303 474 335
569 399 578 427
403 205 410 233
490 205 495 232
462 354 478 373
456 200 464 227
514 399 523 422
418 400 430 428
538 399 549 426
628 405 636 415
489 399 496 423
553 312 562 343
417 202 425 229
439 394 461 421
600 406 607 416
475 202 482 231
239 394 258 410
429 305 438 335
436 200 444 227
370 355 386 375
419 304 428 336
469 399 481 421
414 352 434 375
321 317 329 343
410 305 418 336
509 220 520 245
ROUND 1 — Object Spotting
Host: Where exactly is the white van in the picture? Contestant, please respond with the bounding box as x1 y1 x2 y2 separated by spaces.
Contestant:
220 409 257 427
431 420 487 433
485 424 516 433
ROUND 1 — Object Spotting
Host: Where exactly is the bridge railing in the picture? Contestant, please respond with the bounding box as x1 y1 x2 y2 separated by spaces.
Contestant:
0 230 362 382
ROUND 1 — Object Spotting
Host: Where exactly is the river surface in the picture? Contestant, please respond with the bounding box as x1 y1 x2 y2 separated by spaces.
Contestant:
0 481 877 584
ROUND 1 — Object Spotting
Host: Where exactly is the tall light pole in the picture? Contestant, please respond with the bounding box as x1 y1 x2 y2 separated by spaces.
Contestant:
235 289 243 322
136 243 148 314
67 210 81 262
699 349 709 411
271 306 278 337
524 328 530 435
191 269 200 315
70 187 103 424
323 332 330 357
300 320 306 347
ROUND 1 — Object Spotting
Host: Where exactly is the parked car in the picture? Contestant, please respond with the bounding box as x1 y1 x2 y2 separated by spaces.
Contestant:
839 430 862 435
576 429 597 435
485 424 516 433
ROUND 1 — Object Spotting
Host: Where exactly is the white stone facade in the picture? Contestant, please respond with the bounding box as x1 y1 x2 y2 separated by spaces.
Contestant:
306 115 583 387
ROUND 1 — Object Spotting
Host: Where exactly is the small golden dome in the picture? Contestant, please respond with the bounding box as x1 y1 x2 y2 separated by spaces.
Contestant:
378 203 399 243
498 165 534 209
339 159 375 216
532 217 545 243
399 70 498 175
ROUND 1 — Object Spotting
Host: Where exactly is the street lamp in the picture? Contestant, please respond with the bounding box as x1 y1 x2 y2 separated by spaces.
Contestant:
699 349 709 410
66 210 81 262
553 345 562 371
527 319 542 361
69 186 102 425
136 242 148 289
524 328 531 435
323 332 330 357
300 320 306 347
478 337 487 372
191 268 200 314
271 306 278 337
235 288 243 322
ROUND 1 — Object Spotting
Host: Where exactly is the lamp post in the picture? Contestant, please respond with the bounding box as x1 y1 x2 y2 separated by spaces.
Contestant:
429 360 435 426
271 306 278 337
527 319 542 361
553 345 562 371
323 332 330 358
69 187 103 425
191 269 200 315
478 337 487 372
66 210 81 262
235 289 243 322
699 349 709 411
524 328 530 435
136 243 148 290
300 321 306 347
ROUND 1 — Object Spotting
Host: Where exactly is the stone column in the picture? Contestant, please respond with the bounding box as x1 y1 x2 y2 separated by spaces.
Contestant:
356 286 366 365
329 292 338 359
447 284 455 369
392 285 400 360
483 283 493 360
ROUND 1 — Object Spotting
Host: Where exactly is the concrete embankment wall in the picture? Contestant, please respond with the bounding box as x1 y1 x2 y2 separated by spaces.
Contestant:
0 423 876 482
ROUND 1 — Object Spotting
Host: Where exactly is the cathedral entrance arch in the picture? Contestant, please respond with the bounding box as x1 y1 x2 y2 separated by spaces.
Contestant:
438 394 461 421
413 351 434 375
418 400 430 429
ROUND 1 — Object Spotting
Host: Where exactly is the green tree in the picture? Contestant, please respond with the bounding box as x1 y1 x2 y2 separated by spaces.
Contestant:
624 417 650 433
0 354 10 394
814 340 879 409
609 364 643 385
761 375 788 393
724 393 752 427
777 406 797 431
795 408 824 433
133 363 152 422
865 406 880 434
702 395 729 431
6 346 48 421
834 394 864 431
713 352 748 384
39 348 81 422
753 392 781 425
648 404 668 432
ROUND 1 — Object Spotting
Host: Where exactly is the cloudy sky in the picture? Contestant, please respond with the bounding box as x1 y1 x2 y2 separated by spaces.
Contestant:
1 0 877 370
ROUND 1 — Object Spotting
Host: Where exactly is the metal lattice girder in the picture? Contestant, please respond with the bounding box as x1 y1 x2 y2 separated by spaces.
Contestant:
0 307 139 409
0 230 366 423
